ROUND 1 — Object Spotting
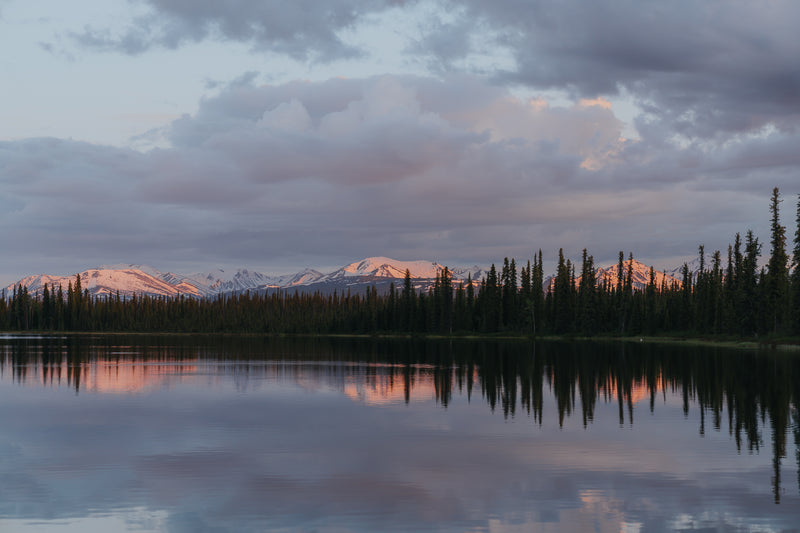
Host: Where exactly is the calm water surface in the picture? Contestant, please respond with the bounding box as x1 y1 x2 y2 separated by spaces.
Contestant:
0 335 798 532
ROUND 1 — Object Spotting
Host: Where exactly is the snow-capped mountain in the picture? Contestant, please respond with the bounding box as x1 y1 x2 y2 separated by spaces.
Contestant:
5 257 488 299
318 257 486 284
545 259 682 292
666 258 704 284
6 268 202 298
200 269 278 294
595 259 682 290
268 268 326 288
6 256 684 300
101 264 284 296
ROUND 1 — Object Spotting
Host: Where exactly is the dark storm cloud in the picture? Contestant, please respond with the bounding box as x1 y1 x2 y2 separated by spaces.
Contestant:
71 0 414 61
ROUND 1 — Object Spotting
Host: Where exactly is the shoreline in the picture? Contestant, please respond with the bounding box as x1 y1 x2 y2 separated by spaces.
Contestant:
3 330 800 351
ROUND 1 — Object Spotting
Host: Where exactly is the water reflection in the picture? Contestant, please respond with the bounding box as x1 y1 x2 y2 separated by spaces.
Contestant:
1 335 799 532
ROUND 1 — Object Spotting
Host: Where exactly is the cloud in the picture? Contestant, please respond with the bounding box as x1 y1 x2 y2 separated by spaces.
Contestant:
70 0 413 62
419 0 800 143
1 74 796 284
62 0 800 145
62 1 799 150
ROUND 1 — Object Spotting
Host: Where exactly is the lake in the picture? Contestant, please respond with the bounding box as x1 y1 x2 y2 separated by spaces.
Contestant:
0 335 798 532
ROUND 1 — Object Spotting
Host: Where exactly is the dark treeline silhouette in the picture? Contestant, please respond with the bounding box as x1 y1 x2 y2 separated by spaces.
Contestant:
2 335 799 501
2 188 800 337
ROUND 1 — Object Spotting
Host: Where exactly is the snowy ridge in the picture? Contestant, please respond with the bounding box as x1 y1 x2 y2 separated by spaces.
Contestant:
203 269 278 294
546 259 683 292
101 264 284 296
19 256 713 300
666 258 703 284
6 269 202 298
7 257 684 300
267 268 326 288
595 259 682 290
6 257 490 299
320 257 485 283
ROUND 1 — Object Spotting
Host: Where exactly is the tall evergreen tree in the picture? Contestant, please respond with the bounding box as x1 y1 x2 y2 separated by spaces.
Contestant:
439 267 453 333
454 281 466 332
481 264 501 332
466 273 475 330
531 250 544 335
739 230 761 335
616 251 626 333
578 249 598 334
680 263 693 331
695 245 709 332
645 265 657 334
553 249 574 333
401 269 414 331
765 187 789 333
792 194 800 334
42 283 51 330
501 258 518 329
710 250 723 333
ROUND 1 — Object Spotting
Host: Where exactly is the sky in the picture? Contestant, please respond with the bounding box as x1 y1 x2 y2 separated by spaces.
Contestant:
1 0 799 284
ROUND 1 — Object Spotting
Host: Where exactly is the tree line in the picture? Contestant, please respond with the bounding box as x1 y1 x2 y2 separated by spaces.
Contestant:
2 188 799 337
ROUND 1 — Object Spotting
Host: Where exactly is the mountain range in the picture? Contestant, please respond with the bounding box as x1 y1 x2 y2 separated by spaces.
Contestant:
4 257 489 299
5 256 691 300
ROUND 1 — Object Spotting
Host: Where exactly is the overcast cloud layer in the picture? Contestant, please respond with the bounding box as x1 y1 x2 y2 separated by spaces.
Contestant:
1 0 799 283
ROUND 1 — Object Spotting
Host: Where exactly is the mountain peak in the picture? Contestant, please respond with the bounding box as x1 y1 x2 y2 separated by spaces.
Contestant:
5 268 202 298
338 257 444 279
594 259 681 290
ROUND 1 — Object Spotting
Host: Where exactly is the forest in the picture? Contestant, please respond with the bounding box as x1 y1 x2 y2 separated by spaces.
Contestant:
2 188 799 338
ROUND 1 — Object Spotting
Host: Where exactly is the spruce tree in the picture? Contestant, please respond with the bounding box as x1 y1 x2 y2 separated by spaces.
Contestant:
439 267 453 333
401 269 414 331
616 251 626 333
578 249 597 334
501 258 518 329
695 245 708 332
553 249 574 333
482 264 501 332
740 230 761 335
466 273 475 330
531 250 544 334
791 194 800 334
645 265 656 334
454 281 466 332
710 250 723 333
42 283 51 330
680 263 692 331
765 187 789 333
